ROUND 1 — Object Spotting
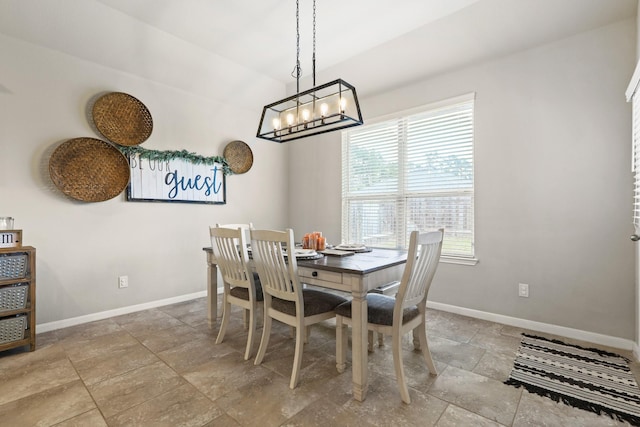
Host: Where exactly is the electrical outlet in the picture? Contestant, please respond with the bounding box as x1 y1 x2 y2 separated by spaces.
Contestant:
518 283 529 298
118 275 129 288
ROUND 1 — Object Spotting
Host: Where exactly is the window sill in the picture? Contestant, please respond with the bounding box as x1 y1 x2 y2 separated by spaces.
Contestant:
440 255 478 266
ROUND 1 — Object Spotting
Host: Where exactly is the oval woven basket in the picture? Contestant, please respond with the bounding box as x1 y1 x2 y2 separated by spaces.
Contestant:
92 92 153 146
49 137 130 202
223 140 253 174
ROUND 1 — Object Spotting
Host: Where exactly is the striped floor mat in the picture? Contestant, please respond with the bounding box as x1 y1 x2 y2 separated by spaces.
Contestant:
505 334 640 425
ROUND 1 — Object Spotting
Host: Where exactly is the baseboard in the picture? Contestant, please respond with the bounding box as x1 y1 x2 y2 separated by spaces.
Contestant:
37 290 208 333
36 290 637 359
427 301 637 356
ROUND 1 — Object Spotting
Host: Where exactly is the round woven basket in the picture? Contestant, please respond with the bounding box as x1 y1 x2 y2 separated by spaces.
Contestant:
223 140 253 174
92 92 153 146
49 137 130 202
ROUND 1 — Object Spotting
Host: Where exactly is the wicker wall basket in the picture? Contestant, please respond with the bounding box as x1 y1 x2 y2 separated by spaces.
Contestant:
49 137 130 202
223 140 253 174
92 92 153 146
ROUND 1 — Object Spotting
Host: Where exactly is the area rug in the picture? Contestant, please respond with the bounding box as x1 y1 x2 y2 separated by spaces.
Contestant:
505 333 640 425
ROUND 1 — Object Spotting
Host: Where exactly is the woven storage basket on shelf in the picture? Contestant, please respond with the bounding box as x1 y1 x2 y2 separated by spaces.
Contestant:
49 137 130 202
223 140 253 174
0 283 28 314
92 92 153 146
0 253 27 281
0 315 27 344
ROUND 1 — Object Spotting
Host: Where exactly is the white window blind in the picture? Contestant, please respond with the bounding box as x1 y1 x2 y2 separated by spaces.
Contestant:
628 63 640 229
342 95 475 258
633 93 640 227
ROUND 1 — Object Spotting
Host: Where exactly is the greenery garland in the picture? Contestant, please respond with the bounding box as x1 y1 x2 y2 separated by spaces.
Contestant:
118 145 233 175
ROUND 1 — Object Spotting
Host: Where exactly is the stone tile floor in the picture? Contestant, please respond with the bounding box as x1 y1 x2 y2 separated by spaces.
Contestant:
0 296 637 426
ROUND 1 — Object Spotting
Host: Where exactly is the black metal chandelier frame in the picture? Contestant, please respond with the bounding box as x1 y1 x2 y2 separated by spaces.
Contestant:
256 0 363 143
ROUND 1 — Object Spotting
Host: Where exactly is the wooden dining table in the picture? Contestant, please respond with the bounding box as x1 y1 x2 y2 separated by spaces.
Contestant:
202 246 408 401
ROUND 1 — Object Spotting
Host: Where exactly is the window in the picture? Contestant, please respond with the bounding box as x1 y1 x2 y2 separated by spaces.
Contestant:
341 93 475 260
627 64 640 230
632 93 640 228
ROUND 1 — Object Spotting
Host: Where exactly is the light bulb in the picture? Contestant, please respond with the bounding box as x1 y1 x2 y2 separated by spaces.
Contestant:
286 113 295 126
302 109 310 122
320 103 328 117
340 98 347 113
272 118 281 130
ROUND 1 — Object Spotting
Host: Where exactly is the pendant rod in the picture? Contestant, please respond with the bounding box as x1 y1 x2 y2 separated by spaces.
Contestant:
295 0 301 95
312 0 316 87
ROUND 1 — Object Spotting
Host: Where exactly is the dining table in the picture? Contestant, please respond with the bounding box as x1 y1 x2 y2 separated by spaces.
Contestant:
202 246 408 401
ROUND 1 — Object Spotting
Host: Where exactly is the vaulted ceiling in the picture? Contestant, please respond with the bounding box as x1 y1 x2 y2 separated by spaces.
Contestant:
0 0 636 97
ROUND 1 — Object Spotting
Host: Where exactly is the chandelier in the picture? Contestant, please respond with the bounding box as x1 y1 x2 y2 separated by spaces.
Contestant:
256 0 363 143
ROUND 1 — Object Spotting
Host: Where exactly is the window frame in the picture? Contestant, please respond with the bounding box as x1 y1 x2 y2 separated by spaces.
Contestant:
341 93 478 265
626 62 640 233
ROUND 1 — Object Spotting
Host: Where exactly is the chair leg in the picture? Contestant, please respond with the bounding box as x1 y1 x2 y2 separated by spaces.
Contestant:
416 322 437 375
392 329 411 404
412 328 420 350
243 309 249 330
336 316 347 373
254 312 272 365
378 332 385 347
244 306 256 361
368 330 374 352
290 324 305 389
305 325 311 343
215 297 231 345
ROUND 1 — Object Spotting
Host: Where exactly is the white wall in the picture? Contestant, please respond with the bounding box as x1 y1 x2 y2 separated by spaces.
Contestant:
289 19 637 340
0 31 289 325
1 2 635 343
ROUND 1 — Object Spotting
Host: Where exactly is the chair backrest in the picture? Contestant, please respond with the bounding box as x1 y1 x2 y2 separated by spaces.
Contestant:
210 225 253 289
216 223 254 229
216 223 254 243
250 228 302 304
395 229 444 315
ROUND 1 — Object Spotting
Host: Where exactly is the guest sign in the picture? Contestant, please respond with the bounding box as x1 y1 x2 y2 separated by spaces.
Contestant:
127 154 226 204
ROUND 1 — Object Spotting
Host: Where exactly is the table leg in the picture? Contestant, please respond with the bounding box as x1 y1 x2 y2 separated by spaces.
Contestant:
207 262 218 327
351 288 368 401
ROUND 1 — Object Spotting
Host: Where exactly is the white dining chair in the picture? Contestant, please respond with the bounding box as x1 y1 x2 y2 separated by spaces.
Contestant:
216 223 255 329
216 223 253 242
210 224 262 360
335 229 444 404
250 228 348 389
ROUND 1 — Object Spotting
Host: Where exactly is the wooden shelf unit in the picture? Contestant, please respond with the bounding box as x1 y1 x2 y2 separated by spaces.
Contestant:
0 246 36 352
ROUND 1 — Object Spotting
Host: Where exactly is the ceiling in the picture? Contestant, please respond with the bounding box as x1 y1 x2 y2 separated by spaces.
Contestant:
0 0 637 96
94 0 481 83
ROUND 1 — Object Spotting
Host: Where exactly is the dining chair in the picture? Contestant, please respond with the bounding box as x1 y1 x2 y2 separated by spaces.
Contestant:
335 229 444 404
216 223 253 241
210 224 263 360
216 223 255 329
250 228 348 389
